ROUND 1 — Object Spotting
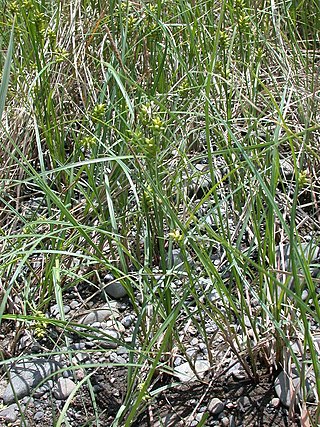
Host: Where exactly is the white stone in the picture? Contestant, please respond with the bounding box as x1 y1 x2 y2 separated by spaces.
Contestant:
81 309 112 325
270 397 280 408
174 360 210 382
53 378 76 400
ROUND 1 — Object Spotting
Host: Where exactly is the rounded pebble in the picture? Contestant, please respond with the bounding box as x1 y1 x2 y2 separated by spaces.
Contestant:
221 417 229 427
121 315 135 328
53 378 77 400
270 397 280 408
34 411 44 421
208 398 225 415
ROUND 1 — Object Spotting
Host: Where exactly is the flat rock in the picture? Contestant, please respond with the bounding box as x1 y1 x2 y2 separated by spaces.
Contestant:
34 411 45 421
174 360 210 382
226 362 246 380
274 368 315 408
86 329 120 349
97 329 119 349
2 359 61 404
33 380 54 398
81 309 113 325
0 403 18 423
50 304 70 317
53 378 77 400
80 303 119 325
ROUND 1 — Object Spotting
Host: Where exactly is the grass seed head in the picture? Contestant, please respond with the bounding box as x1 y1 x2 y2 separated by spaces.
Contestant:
92 103 106 122
150 116 165 133
169 229 184 242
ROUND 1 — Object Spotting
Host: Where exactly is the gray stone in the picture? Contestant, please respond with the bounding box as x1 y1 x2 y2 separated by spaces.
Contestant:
109 353 127 364
167 249 193 272
221 417 229 427
102 276 127 299
105 319 125 332
195 413 204 421
34 411 44 421
174 360 210 382
50 304 70 317
81 309 113 325
0 378 7 398
86 329 119 349
53 352 68 366
118 302 128 312
2 359 61 404
225 402 236 409
174 356 183 366
72 342 86 351
237 396 250 412
153 412 177 427
199 343 208 354
0 403 18 423
274 370 296 408
33 380 54 398
301 289 309 301
91 321 103 328
186 347 197 358
274 368 315 408
70 300 80 309
21 396 32 404
72 352 90 364
121 314 135 328
226 362 246 380
208 398 224 415
243 315 251 328
280 158 294 177
64 305 71 315
17 334 32 351
117 346 129 355
229 415 236 427
53 378 77 400
98 329 119 349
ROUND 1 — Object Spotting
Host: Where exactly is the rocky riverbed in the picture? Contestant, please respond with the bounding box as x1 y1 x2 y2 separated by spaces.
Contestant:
1 250 319 426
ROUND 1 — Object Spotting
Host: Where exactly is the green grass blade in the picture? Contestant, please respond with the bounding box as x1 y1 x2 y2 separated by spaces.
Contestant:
0 19 14 122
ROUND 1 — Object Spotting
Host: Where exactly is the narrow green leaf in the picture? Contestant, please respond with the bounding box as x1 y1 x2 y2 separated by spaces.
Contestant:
0 19 14 122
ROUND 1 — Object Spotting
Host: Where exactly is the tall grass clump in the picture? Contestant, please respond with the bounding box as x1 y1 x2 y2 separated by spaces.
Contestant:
0 0 319 425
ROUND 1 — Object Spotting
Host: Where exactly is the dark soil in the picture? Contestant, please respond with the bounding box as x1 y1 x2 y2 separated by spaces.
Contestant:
131 373 295 427
39 367 297 427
